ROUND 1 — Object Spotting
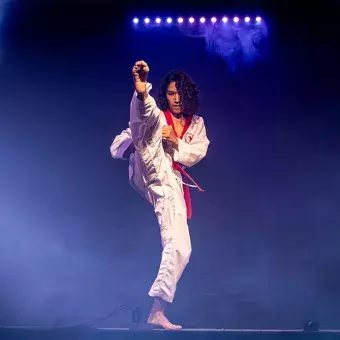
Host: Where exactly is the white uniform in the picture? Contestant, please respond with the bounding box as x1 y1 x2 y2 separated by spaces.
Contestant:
110 83 210 303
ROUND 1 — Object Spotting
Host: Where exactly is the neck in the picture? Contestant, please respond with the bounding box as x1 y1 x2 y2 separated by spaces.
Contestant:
172 112 183 119
168 109 184 119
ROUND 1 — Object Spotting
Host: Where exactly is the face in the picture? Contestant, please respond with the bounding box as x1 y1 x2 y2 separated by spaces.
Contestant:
166 82 182 114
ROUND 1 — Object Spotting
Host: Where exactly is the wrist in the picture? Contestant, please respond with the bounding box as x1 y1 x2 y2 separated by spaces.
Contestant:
170 137 178 146
172 138 179 151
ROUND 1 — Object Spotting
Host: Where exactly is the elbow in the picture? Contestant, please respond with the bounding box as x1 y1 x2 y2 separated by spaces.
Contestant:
197 141 209 163
110 139 134 160
183 153 205 168
110 143 118 159
187 149 208 167
110 138 122 159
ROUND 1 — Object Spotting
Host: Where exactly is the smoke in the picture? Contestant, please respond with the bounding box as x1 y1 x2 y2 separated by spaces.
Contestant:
178 20 268 71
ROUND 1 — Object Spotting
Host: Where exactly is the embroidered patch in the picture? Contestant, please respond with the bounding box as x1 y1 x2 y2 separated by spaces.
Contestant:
184 133 193 143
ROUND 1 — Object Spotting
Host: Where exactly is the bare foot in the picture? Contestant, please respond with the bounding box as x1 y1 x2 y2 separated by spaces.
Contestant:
147 311 182 330
147 297 182 330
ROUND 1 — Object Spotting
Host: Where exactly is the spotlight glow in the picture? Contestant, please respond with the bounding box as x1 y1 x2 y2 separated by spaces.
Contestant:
211 16 217 23
189 17 195 23
144 17 150 24
200 17 206 23
178 17 184 23
133 18 139 24
233 17 239 23
245 16 250 23
256 16 262 23
166 17 172 24
222 17 228 23
155 17 161 24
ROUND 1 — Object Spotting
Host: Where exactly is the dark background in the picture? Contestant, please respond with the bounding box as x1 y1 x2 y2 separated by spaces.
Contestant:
0 0 339 330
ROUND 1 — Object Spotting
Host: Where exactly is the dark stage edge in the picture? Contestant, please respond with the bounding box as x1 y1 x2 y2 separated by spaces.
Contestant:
1 327 340 340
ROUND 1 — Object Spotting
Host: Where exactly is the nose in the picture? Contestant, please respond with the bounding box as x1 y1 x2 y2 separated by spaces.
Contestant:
174 94 180 103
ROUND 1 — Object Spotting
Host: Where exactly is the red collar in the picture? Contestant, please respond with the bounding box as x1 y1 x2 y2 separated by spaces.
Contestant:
163 109 192 139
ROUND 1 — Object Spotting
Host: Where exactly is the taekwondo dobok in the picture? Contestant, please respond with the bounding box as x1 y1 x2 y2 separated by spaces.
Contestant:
110 82 210 304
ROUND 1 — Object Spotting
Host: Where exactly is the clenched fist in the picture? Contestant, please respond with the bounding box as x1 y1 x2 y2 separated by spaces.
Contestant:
162 125 178 145
132 60 149 96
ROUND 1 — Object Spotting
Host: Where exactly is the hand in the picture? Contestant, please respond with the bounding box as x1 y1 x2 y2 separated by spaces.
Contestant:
132 60 149 95
162 126 178 145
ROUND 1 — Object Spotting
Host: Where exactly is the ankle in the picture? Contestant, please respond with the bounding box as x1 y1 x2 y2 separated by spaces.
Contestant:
151 297 166 313
149 310 163 318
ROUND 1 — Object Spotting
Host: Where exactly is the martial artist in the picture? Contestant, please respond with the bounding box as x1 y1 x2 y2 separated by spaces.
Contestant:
110 61 210 330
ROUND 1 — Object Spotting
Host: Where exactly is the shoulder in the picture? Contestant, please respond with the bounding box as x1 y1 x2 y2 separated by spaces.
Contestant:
191 115 206 126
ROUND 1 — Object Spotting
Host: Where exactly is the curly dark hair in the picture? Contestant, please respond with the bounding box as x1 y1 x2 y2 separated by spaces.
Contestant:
158 71 200 117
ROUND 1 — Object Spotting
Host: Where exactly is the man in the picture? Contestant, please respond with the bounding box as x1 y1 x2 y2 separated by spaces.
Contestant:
110 61 209 330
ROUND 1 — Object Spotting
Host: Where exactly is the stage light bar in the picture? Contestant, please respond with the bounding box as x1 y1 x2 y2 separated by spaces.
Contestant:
132 16 263 26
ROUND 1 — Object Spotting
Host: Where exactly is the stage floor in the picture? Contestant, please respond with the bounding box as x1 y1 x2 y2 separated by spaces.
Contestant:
1 327 340 340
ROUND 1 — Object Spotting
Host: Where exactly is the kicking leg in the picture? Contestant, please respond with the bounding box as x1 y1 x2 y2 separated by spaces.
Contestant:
129 84 191 329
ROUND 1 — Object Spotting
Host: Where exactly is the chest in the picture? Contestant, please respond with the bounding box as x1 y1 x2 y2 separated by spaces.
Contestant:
173 120 185 137
160 111 197 140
